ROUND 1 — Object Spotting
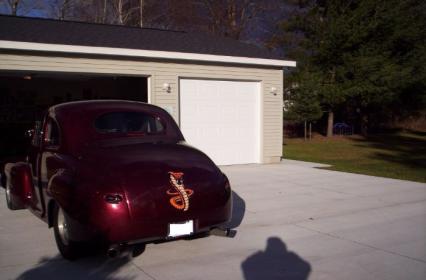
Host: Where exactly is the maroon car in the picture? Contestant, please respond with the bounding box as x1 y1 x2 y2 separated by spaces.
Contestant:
3 100 232 260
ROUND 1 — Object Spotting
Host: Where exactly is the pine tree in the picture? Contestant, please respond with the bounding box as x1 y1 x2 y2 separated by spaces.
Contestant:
277 0 426 135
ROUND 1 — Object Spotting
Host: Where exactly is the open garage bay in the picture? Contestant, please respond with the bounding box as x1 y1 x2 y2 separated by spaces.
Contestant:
0 71 148 172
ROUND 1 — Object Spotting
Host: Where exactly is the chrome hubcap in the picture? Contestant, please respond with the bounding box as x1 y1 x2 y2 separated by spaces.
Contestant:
57 208 70 245
5 184 11 203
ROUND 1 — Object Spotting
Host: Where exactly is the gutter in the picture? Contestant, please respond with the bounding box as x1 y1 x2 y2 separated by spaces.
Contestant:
0 40 296 68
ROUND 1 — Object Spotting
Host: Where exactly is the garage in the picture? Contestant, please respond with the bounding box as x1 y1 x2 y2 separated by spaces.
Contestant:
0 15 295 166
180 79 260 165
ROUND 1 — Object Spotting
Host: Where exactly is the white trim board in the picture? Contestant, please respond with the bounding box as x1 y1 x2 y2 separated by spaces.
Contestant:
0 40 296 67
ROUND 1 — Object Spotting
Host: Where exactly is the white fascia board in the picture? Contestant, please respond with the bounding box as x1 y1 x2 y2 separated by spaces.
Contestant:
0 40 296 67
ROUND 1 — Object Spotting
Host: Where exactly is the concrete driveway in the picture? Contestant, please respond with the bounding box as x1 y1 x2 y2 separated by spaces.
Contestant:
1 160 425 280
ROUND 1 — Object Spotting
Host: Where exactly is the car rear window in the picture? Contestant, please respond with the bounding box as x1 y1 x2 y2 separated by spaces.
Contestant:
95 112 165 135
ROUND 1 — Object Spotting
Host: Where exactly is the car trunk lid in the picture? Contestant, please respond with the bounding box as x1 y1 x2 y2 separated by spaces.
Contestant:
84 141 225 223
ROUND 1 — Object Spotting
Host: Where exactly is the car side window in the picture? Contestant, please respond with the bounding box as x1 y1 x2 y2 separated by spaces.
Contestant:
43 118 60 148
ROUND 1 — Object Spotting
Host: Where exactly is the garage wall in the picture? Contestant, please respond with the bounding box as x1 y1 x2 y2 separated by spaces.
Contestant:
0 53 283 163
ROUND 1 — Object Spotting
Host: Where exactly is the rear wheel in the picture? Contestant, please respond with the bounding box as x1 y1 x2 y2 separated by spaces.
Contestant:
53 204 83 260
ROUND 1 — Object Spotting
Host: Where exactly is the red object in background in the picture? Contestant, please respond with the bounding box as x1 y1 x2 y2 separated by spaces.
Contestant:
3 100 232 260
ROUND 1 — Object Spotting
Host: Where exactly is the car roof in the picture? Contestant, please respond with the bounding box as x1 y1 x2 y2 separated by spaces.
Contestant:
50 100 160 114
47 100 184 156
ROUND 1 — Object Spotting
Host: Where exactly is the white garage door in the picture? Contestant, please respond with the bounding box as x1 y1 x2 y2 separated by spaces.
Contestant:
180 79 261 165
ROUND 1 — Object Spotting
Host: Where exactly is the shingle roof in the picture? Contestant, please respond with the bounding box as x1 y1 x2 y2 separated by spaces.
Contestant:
0 15 282 60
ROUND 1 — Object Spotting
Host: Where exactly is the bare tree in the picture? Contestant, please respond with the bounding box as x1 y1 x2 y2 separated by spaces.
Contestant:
102 0 107 23
1 0 44 16
90 0 110 23
197 0 272 40
58 0 73 20
4 0 279 47
3 0 21 15
45 0 79 20
55 0 111 24
139 0 143 27
111 0 139 25
116 0 124 24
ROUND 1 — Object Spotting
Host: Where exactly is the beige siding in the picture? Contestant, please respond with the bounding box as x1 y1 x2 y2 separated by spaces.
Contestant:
0 53 283 163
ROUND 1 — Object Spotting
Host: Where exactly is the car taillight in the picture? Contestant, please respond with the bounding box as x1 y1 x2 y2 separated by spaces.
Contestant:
225 180 231 191
104 194 123 204
223 173 231 192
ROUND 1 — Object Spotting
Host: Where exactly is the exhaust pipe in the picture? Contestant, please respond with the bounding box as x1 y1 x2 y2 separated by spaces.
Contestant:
107 243 146 258
210 228 237 238
107 244 121 258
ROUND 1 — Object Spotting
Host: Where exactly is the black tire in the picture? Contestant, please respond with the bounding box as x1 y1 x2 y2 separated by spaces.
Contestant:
5 181 21 210
53 204 82 260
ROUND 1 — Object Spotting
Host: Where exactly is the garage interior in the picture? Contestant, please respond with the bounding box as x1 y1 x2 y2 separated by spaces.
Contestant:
0 71 148 164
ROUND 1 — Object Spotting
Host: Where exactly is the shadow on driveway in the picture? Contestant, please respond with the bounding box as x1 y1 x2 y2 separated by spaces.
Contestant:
16 255 135 280
15 191 246 280
226 191 246 229
242 237 311 280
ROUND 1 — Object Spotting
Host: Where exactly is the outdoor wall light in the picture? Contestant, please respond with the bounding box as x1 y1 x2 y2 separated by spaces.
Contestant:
270 87 277 96
163 83 171 93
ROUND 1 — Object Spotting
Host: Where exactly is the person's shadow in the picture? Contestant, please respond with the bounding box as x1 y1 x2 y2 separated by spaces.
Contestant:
242 237 311 280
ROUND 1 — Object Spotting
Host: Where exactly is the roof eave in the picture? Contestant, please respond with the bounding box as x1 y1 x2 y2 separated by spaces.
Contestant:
0 40 296 67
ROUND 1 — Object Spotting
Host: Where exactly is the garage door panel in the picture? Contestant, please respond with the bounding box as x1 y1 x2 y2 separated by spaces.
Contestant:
180 79 260 165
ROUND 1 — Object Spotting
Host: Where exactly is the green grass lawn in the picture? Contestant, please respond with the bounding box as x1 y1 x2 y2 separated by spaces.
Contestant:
283 130 426 183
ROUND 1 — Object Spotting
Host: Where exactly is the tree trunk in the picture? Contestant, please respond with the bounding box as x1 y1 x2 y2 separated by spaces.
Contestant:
309 122 312 140
103 0 108 23
59 0 69 20
118 0 124 25
11 0 19 16
304 121 307 141
327 111 334 137
139 0 143 27
361 114 368 136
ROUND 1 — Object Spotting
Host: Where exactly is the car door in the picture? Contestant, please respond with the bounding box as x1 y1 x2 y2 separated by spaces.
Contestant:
35 116 61 216
26 120 44 215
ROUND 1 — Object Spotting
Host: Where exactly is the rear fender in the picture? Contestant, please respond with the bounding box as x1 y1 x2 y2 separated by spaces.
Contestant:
47 168 75 214
4 162 34 209
47 173 96 241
